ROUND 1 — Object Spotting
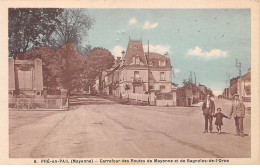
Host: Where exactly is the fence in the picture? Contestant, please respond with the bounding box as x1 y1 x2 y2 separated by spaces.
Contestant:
121 92 175 106
9 97 69 110
155 92 175 106
123 93 151 102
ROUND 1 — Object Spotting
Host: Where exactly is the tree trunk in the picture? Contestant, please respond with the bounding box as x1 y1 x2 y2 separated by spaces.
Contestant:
98 72 102 94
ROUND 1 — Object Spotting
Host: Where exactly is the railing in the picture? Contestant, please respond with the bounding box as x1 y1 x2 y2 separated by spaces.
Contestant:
132 77 143 85
123 93 151 102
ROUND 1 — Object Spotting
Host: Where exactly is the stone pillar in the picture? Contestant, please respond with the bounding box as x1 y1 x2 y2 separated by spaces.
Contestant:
61 89 68 97
33 58 43 91
172 90 176 106
9 59 15 95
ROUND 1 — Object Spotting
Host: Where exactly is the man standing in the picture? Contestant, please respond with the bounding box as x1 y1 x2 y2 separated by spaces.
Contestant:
202 94 215 133
229 94 245 137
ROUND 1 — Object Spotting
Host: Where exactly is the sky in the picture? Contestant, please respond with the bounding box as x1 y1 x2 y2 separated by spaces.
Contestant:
84 9 251 96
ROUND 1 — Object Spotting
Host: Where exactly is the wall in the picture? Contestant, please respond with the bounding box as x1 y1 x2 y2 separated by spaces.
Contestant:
150 70 171 82
153 83 172 93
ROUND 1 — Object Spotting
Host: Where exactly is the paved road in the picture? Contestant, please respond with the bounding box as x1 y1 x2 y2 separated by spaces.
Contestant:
9 96 250 158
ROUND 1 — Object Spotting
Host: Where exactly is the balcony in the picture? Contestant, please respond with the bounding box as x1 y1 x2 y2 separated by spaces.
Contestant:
132 77 143 85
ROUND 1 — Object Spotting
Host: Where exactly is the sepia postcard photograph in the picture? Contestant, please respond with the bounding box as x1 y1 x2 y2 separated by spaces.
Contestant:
0 0 259 166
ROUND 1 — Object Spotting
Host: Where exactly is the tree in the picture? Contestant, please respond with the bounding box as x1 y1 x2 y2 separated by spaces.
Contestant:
182 79 192 86
48 9 94 51
47 9 95 91
84 48 115 92
8 8 63 58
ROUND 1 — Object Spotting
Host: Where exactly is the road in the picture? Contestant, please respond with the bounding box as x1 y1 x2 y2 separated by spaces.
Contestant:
9 96 250 158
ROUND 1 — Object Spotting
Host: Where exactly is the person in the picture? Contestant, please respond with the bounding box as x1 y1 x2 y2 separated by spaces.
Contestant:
202 94 215 133
229 94 245 137
213 108 229 134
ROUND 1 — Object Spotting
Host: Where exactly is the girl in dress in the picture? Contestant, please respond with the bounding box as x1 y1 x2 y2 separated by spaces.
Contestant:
214 108 229 134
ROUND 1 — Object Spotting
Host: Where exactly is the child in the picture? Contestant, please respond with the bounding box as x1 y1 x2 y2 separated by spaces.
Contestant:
213 108 229 134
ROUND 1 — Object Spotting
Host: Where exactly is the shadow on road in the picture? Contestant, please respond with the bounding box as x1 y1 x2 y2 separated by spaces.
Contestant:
70 101 117 106
69 96 118 107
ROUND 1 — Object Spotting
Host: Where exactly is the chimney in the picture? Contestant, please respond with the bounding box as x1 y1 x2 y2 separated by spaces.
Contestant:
164 52 169 57
121 50 125 61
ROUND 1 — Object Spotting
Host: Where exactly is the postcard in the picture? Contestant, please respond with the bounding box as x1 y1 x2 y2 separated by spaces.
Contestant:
0 0 259 165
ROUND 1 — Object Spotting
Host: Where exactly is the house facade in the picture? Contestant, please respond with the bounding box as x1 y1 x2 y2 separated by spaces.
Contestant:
102 40 175 105
226 68 251 101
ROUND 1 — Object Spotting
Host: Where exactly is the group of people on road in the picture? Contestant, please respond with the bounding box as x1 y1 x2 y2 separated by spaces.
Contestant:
202 94 246 137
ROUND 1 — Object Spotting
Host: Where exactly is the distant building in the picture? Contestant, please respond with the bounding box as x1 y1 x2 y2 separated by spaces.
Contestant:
222 88 230 98
176 83 209 106
230 77 239 96
223 68 251 110
198 84 207 94
228 68 251 101
239 68 251 101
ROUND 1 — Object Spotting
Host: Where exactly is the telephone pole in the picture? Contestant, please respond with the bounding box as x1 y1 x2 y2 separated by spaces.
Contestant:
226 72 231 98
235 59 241 77
147 40 150 94
235 59 242 99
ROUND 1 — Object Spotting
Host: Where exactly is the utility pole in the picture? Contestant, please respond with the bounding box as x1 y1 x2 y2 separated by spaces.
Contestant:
190 71 193 83
225 79 228 98
147 40 150 94
235 59 241 77
235 59 242 99
194 72 196 86
226 72 231 98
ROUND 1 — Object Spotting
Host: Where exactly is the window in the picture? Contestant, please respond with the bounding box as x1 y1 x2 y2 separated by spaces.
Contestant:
159 60 166 66
135 57 140 64
134 71 140 79
160 72 166 81
133 55 140 65
149 61 153 66
160 85 166 92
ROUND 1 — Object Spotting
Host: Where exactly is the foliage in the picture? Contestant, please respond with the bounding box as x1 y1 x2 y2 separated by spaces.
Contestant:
124 84 131 90
48 9 95 52
83 48 115 91
182 79 193 86
8 8 63 58
9 8 114 93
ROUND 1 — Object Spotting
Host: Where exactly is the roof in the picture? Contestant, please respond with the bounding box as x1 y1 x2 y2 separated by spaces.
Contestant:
145 52 171 68
124 41 147 65
172 83 178 86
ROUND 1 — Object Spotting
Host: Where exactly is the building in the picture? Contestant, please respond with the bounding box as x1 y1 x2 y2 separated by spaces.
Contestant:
227 68 251 101
222 88 230 98
222 68 251 110
102 39 176 106
238 68 251 102
230 77 239 96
